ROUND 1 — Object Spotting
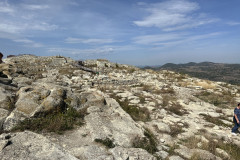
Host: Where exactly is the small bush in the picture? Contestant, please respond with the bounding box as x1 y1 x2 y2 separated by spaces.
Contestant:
200 114 231 127
162 95 172 107
94 138 115 148
182 135 240 160
142 84 152 92
195 81 216 90
6 97 15 111
112 95 150 122
195 91 234 108
218 141 240 160
127 68 136 73
132 128 158 154
169 124 184 137
12 107 86 134
168 144 179 156
190 153 202 160
138 95 145 104
166 103 188 116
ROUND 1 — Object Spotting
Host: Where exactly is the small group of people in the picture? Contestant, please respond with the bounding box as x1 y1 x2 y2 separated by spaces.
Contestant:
232 103 240 136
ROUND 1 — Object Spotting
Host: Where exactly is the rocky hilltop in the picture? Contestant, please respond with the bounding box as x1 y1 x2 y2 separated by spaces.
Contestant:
0 55 240 160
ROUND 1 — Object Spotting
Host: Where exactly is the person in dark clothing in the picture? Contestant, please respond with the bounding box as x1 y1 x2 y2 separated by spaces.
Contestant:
0 52 3 63
232 103 240 135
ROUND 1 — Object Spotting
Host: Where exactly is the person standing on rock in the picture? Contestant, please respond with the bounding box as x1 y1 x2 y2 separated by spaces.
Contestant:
232 103 240 135
0 52 3 63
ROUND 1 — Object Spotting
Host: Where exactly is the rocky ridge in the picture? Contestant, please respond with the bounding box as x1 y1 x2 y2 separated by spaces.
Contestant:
0 55 240 160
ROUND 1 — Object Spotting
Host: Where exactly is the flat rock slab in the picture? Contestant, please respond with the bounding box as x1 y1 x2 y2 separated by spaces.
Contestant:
110 147 157 160
0 131 78 160
85 97 144 147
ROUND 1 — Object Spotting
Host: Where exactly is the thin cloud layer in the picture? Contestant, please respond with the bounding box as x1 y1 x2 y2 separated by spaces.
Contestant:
48 47 114 57
134 0 218 31
65 37 115 44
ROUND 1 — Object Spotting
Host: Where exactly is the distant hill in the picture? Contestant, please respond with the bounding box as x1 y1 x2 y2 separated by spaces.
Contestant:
154 62 240 85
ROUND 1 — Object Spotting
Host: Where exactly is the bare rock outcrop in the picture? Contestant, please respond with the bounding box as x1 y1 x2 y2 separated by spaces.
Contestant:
0 55 240 160
0 131 78 160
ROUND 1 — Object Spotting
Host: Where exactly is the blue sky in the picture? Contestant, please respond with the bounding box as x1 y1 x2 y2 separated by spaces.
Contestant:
0 0 240 65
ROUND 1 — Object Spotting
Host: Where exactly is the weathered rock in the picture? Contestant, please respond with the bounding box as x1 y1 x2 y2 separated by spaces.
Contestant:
0 87 13 110
0 108 9 130
78 90 105 109
85 97 144 147
0 77 12 85
0 131 78 160
74 145 113 160
175 146 222 160
110 146 157 160
3 85 66 131
13 77 33 87
216 148 230 160
155 150 169 159
168 155 184 160
3 110 26 131
0 140 9 151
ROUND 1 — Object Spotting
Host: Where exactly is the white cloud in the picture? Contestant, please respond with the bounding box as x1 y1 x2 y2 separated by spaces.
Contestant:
0 1 58 34
133 32 222 48
13 38 43 47
227 21 240 26
134 0 217 31
65 37 115 44
30 22 58 31
0 21 58 34
22 4 49 10
133 33 184 45
0 1 14 14
0 23 22 34
48 47 114 56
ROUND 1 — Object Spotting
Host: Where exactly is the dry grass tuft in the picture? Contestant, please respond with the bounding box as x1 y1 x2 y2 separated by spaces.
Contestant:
195 81 216 89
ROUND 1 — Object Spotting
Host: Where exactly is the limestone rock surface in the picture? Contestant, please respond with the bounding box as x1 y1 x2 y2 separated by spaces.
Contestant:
0 131 78 160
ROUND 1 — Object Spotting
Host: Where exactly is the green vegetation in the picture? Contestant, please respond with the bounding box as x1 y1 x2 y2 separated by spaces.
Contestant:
162 95 171 107
167 144 180 156
200 113 232 127
190 153 202 160
94 138 115 148
12 107 86 134
132 128 158 154
195 91 235 108
6 97 15 111
169 124 185 137
58 67 78 77
85 64 97 68
111 95 150 122
181 135 240 160
166 103 188 116
127 68 136 73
